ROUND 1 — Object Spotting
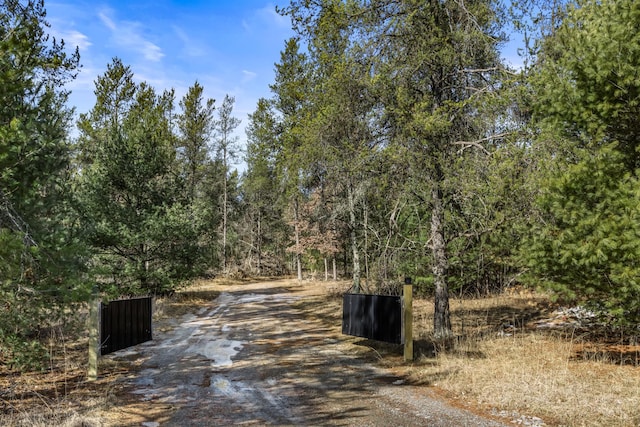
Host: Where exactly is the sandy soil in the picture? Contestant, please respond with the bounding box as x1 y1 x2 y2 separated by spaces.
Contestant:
102 279 508 426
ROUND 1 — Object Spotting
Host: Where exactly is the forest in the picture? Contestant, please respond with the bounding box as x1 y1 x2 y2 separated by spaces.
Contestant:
1 0 639 369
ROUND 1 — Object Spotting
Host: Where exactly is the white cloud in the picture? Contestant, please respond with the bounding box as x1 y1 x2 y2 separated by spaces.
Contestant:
172 25 189 44
257 4 290 29
98 9 164 62
241 19 251 33
242 70 257 82
143 45 163 62
46 14 92 53
172 25 205 57
68 63 99 90
62 30 92 52
243 4 291 35
98 11 116 31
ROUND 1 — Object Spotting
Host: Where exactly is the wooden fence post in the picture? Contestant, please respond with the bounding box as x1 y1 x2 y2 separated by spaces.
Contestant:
403 277 413 362
87 293 99 381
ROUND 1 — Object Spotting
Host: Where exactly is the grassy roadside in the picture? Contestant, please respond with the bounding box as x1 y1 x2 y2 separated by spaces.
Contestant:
0 279 226 427
407 292 640 427
2 278 640 426
338 285 640 427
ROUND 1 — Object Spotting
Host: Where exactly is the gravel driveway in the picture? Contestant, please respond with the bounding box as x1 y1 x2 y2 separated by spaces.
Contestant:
106 279 508 426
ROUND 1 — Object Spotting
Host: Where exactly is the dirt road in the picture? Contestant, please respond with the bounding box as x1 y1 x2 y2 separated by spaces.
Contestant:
105 279 507 426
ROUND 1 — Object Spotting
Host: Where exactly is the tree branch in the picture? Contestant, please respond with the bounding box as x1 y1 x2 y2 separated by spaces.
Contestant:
451 132 511 154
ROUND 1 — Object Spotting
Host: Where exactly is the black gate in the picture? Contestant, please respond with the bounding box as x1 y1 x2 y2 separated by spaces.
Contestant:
342 293 402 344
100 297 152 355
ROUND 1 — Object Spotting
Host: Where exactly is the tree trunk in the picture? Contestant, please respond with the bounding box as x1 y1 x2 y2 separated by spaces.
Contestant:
257 211 262 274
324 257 328 281
363 200 369 284
294 197 302 281
141 242 150 292
343 242 348 277
431 184 452 338
222 147 228 273
347 182 361 292
332 257 337 281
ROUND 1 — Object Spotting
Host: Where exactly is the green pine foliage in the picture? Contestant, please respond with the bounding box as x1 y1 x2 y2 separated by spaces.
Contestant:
175 82 226 274
77 62 203 297
526 146 640 322
176 81 216 203
213 95 242 272
242 98 289 275
535 0 640 168
525 0 640 323
0 0 87 370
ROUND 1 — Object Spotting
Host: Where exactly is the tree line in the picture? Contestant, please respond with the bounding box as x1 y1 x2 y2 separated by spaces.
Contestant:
2 0 639 369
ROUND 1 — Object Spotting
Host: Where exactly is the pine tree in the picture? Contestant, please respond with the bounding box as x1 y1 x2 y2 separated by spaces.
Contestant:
270 38 311 281
213 95 241 272
525 0 640 323
280 0 507 337
243 98 288 275
77 59 200 296
175 82 219 272
176 81 215 203
0 0 85 369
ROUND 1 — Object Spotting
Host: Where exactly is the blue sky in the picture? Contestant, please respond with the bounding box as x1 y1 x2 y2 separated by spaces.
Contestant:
46 0 294 169
45 1 523 171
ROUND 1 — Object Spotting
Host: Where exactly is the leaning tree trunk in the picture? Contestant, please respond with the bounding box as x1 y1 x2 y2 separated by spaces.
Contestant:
431 184 452 339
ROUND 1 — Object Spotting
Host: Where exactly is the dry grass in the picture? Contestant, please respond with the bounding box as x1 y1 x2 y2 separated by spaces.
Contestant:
0 331 125 427
403 289 640 427
154 279 221 319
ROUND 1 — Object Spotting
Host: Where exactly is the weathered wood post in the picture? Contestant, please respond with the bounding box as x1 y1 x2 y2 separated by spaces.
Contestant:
87 290 99 381
403 277 413 362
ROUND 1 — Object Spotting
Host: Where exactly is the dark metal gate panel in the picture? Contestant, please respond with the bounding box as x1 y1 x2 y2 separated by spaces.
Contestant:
342 293 402 344
100 297 152 355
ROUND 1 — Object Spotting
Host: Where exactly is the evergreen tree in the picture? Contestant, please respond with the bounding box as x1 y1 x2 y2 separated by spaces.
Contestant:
373 0 507 337
213 94 241 272
176 81 215 202
525 0 640 323
270 38 311 281
243 98 288 275
281 0 507 337
77 59 200 296
302 0 377 291
175 82 218 272
0 0 85 369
